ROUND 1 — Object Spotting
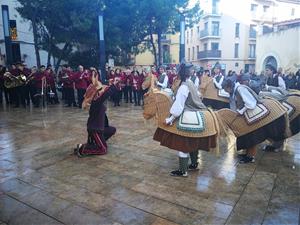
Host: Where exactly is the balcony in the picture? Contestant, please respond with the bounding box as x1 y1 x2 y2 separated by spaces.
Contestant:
199 29 220 39
198 50 221 60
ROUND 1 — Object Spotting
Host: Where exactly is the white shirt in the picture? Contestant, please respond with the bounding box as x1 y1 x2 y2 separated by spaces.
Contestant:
170 84 189 117
157 73 169 89
234 83 257 114
213 75 224 90
275 74 286 90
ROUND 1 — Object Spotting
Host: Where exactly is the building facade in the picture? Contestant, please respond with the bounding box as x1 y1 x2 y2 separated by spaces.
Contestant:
186 0 300 73
0 0 51 67
256 18 300 73
134 33 180 66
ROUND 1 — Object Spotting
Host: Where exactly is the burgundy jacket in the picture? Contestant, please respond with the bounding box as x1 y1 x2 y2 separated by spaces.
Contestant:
87 85 117 131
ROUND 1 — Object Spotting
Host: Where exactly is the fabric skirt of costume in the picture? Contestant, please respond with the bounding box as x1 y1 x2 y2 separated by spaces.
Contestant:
79 127 116 155
290 115 300 136
203 98 230 110
236 115 286 150
153 128 216 153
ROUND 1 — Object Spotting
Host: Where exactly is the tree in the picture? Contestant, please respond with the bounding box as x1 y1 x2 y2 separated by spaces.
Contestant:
136 0 201 66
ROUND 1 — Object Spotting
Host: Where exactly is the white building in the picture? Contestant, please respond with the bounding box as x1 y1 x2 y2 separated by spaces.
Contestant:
0 0 51 67
256 18 300 73
186 0 300 73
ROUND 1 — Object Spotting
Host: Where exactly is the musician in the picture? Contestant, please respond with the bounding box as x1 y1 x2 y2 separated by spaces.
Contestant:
111 68 123 107
74 65 89 108
33 65 47 107
75 73 119 157
0 65 4 105
27 66 38 106
132 70 142 106
46 65 59 104
58 65 68 102
61 66 77 107
123 69 133 103
222 75 287 163
18 62 32 106
156 66 168 89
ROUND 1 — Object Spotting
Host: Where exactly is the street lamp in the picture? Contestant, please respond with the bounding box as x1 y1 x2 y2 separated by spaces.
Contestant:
179 13 186 62
98 12 106 83
1 5 13 65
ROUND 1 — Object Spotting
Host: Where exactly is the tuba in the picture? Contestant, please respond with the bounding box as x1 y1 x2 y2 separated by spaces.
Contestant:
4 72 26 88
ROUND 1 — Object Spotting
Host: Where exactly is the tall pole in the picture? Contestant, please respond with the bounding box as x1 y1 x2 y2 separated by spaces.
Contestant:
179 13 185 63
98 12 106 83
1 5 13 66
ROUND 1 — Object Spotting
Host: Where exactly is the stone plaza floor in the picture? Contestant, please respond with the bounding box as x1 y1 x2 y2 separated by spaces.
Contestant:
0 103 299 225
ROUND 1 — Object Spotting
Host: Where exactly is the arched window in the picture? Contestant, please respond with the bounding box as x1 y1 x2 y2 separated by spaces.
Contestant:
263 56 277 70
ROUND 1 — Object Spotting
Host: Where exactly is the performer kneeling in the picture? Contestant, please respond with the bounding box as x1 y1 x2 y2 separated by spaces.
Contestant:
75 73 119 157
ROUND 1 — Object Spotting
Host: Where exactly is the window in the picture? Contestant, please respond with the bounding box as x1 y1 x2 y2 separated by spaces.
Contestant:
212 0 220 14
212 21 219 36
211 42 219 51
204 43 208 51
204 22 208 32
251 4 257 12
187 31 189 44
249 44 256 58
188 48 191 61
192 47 195 60
263 5 269 13
234 43 239 58
191 28 193 40
291 8 295 16
249 25 256 38
263 25 273 34
235 23 240 38
197 45 199 54
197 26 200 37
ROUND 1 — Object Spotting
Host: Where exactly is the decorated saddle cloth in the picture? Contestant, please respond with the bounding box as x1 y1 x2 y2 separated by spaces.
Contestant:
244 103 270 125
177 110 205 132
218 89 230 98
282 101 296 117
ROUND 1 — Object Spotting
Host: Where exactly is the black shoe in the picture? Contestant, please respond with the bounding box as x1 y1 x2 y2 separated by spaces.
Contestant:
237 153 247 159
188 163 199 171
170 170 188 177
239 155 255 164
263 145 276 152
117 103 121 106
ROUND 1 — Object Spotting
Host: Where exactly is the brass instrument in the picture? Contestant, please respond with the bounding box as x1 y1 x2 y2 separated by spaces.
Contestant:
4 72 27 89
25 72 35 85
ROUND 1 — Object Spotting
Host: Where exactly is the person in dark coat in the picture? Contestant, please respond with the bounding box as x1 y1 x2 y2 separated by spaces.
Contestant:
75 73 119 157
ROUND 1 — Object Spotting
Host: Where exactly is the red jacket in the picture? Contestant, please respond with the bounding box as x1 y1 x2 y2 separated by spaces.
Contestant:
61 70 74 88
132 75 143 91
34 71 46 89
125 73 133 86
46 71 56 88
74 71 89 89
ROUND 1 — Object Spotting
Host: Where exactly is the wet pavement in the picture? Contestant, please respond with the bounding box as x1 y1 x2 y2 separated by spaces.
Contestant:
0 103 299 225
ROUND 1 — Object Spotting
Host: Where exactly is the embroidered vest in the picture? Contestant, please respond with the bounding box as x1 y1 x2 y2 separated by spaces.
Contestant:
267 75 279 87
235 84 261 110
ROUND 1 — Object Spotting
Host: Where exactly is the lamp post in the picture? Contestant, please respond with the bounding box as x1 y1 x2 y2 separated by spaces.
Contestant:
179 13 186 63
98 12 106 83
1 5 13 66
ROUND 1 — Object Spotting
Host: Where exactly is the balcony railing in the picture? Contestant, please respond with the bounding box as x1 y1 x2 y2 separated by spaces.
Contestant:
199 29 220 38
198 50 221 59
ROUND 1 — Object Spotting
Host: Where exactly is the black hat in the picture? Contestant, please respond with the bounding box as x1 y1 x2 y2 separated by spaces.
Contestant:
213 62 221 70
265 63 276 73
240 73 251 82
